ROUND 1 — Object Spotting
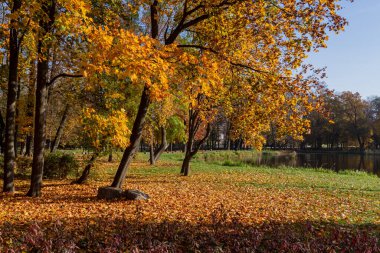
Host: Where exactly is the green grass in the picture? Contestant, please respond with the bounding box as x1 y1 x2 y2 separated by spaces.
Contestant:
89 151 380 193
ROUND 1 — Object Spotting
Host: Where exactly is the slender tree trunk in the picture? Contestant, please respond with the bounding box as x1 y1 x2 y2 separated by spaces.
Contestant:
50 104 69 153
0 112 5 154
181 152 192 176
105 1 158 191
109 86 151 189
149 140 155 165
14 80 21 158
27 0 56 197
3 0 22 193
181 107 211 176
153 127 168 163
27 44 49 197
108 150 113 162
72 153 98 184
25 135 32 156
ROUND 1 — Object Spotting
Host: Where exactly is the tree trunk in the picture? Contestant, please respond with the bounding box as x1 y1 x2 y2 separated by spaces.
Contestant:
72 153 98 184
0 112 5 154
152 127 168 163
50 104 69 153
105 2 159 191
3 0 22 193
109 85 151 189
108 150 113 162
181 107 211 176
27 0 56 197
14 80 21 158
181 152 192 176
25 135 32 156
149 140 155 165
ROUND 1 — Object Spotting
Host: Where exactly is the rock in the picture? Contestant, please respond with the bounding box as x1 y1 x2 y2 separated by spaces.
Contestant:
123 189 150 200
97 187 123 200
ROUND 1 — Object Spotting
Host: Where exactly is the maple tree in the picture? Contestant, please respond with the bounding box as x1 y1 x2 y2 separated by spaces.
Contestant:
80 0 348 190
0 0 351 196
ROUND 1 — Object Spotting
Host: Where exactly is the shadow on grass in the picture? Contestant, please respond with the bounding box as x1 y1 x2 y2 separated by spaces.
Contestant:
1 215 378 252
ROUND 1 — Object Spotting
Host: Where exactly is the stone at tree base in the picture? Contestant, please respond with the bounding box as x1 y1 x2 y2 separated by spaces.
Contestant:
97 187 123 200
123 189 150 200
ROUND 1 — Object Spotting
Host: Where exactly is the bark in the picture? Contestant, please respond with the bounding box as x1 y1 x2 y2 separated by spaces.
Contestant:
149 140 155 165
14 81 21 158
110 86 151 189
181 124 211 176
72 153 98 184
0 111 5 153
50 104 69 153
152 127 168 163
3 0 22 193
106 1 158 190
25 135 32 156
108 150 113 162
27 0 56 197
181 108 211 176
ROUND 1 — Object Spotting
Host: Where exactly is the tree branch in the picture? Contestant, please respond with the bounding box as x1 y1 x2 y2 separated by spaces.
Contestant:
178 44 268 74
47 73 83 87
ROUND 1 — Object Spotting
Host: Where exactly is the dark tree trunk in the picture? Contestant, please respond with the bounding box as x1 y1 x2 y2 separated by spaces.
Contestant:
181 107 211 176
50 104 69 153
108 150 113 162
105 2 158 191
0 112 5 154
25 135 32 156
109 86 151 189
3 0 22 193
149 140 155 165
14 80 21 158
150 127 168 164
72 153 98 184
27 0 56 197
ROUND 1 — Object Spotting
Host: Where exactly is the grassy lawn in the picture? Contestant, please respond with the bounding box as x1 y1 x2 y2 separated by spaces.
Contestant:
0 151 379 252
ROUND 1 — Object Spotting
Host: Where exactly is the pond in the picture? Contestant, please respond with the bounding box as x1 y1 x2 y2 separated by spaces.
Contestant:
245 152 380 177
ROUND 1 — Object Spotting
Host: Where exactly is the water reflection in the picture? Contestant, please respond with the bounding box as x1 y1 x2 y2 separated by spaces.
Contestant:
245 152 380 177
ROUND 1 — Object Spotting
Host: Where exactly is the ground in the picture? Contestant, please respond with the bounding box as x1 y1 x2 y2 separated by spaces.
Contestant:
0 151 379 252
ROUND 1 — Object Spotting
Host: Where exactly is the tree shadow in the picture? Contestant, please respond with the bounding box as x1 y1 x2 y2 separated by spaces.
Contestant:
0 215 378 252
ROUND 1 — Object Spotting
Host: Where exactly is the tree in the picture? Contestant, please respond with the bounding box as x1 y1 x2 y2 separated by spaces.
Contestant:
338 92 371 151
3 0 23 193
81 0 348 191
27 0 85 196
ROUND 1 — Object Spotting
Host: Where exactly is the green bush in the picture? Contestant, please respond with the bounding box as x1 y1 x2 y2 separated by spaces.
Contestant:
44 153 78 179
222 160 243 167
16 156 33 175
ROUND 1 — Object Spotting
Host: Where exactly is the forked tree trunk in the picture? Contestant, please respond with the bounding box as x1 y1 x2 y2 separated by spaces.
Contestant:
181 108 211 176
152 127 168 164
50 104 69 153
72 153 98 184
3 0 22 193
27 0 56 197
109 86 151 189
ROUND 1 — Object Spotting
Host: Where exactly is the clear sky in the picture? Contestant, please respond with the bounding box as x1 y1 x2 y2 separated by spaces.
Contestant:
306 0 380 98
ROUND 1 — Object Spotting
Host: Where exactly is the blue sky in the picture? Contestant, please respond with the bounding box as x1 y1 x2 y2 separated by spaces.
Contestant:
306 0 380 98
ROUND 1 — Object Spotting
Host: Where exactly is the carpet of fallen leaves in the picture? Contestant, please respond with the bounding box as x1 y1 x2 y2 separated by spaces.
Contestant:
1 156 379 252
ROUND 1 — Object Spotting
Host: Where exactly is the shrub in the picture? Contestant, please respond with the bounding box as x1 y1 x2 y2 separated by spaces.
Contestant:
16 156 33 176
44 153 78 179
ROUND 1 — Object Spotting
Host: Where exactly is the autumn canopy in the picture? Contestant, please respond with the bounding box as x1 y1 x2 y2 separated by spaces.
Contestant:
0 0 348 196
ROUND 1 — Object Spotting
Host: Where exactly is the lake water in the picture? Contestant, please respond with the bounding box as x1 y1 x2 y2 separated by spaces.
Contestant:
245 152 380 177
